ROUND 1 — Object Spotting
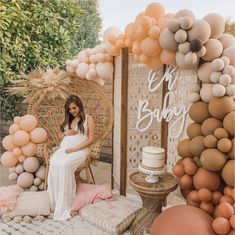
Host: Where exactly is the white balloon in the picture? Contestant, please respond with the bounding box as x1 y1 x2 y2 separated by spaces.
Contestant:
212 84 226 97
200 83 213 103
226 84 235 96
187 92 200 103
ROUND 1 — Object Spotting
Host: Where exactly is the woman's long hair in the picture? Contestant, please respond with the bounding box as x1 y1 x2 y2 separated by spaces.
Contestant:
60 95 85 133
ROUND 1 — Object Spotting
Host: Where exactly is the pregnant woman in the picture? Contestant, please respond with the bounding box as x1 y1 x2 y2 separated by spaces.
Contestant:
47 95 95 221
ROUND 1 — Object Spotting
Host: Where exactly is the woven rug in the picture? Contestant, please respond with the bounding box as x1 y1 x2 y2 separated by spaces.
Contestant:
0 215 131 235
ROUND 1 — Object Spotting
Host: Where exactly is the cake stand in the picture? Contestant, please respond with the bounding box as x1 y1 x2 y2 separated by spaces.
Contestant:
138 164 166 183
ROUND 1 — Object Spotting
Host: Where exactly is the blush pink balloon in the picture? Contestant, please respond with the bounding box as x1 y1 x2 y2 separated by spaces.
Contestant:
13 130 30 146
0 151 18 167
9 123 21 135
76 63 89 79
2 135 17 151
21 142 37 157
30 127 47 144
96 62 114 79
19 115 38 132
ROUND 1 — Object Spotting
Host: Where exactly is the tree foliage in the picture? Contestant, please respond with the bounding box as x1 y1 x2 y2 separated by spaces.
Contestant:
72 0 102 54
0 0 81 120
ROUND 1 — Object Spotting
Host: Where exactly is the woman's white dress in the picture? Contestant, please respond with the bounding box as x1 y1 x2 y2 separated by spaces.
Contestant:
48 115 89 221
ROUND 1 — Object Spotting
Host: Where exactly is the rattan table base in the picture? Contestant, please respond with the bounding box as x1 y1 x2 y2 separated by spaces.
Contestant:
128 171 177 235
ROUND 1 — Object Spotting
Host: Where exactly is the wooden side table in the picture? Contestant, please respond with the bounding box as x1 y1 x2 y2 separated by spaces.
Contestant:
128 171 177 235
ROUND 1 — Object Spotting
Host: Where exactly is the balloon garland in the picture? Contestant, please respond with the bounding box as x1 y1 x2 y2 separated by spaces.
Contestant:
1 115 48 191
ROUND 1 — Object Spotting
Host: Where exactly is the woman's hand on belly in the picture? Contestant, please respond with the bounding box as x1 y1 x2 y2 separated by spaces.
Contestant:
64 130 78 136
65 147 77 154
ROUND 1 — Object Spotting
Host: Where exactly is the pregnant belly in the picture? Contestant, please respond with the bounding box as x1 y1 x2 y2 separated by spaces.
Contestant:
60 134 88 149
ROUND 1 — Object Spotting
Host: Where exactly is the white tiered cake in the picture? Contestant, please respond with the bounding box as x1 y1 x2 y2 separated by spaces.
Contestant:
141 146 165 170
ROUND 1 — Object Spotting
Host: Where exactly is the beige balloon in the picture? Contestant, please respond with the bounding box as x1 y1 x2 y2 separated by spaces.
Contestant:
203 13 225 39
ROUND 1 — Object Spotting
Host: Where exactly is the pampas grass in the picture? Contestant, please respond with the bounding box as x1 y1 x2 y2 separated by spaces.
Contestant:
7 67 72 103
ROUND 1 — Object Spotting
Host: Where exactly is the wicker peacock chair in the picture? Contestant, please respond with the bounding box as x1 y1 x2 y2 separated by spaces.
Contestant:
27 77 113 188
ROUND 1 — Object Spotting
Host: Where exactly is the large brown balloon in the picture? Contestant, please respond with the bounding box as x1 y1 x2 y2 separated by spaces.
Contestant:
222 160 235 187
201 118 223 136
208 96 234 120
223 111 235 136
189 102 210 123
189 136 206 156
177 138 193 158
151 205 216 235
228 138 235 159
200 149 227 171
187 122 203 139
193 168 220 191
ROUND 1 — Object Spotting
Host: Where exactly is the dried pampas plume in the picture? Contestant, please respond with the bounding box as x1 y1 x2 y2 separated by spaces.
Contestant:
7 67 72 103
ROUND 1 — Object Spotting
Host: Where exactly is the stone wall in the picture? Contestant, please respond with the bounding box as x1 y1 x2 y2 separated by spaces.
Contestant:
0 79 113 162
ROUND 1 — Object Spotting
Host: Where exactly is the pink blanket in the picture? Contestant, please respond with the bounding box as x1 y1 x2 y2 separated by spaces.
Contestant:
0 185 24 215
70 183 112 216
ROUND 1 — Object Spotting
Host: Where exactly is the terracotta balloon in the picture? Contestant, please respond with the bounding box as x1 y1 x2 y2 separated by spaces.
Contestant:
19 114 37 132
151 205 216 235
2 135 17 151
30 127 47 144
21 142 37 157
193 168 220 191
212 217 231 235
13 130 30 147
0 151 18 167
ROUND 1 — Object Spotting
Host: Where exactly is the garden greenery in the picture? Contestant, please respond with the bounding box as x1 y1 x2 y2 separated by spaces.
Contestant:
0 0 101 121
